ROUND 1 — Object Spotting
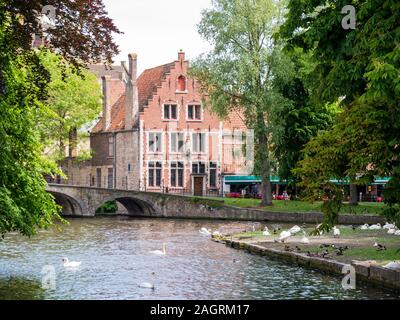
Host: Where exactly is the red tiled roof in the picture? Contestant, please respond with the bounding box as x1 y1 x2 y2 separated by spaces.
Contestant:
137 62 175 110
92 94 126 133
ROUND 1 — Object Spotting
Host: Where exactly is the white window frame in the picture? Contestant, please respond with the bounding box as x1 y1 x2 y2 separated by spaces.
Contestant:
208 162 218 189
186 103 203 121
147 131 163 154
169 132 186 154
162 103 179 121
147 161 163 188
192 132 207 154
170 161 185 188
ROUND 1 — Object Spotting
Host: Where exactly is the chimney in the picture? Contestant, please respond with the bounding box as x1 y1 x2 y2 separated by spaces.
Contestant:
124 53 139 130
178 49 185 62
102 75 112 131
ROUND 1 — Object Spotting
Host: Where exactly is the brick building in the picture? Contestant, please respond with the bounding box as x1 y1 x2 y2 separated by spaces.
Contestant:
63 51 251 196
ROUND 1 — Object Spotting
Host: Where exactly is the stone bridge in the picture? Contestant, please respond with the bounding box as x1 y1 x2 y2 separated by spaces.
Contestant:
46 184 385 225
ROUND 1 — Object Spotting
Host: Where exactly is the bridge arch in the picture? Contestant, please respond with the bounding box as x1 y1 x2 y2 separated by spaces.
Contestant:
48 191 84 216
98 196 156 216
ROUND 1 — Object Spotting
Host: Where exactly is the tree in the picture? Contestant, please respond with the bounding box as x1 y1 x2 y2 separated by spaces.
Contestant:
0 0 120 236
281 0 400 229
38 50 101 161
191 0 292 206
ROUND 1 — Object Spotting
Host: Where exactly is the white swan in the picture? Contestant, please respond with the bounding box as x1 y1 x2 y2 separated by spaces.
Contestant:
387 228 396 235
383 262 400 270
369 223 382 230
395 230 400 236
199 227 212 236
383 223 396 230
150 243 166 256
262 227 270 236
279 230 291 243
139 282 155 290
301 236 310 244
62 257 81 268
360 224 369 230
333 226 341 237
289 225 301 235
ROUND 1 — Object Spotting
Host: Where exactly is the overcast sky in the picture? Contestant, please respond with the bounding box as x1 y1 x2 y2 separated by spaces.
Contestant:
102 0 212 74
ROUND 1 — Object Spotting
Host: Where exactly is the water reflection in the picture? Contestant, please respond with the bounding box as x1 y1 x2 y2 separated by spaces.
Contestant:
0 217 398 300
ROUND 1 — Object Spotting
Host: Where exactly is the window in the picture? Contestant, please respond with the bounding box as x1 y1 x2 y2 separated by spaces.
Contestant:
192 133 206 153
177 76 186 91
209 162 217 188
128 164 131 172
163 104 177 120
171 133 185 153
108 136 114 157
148 162 162 187
148 132 162 153
192 162 206 174
171 162 184 187
188 104 202 120
107 168 113 189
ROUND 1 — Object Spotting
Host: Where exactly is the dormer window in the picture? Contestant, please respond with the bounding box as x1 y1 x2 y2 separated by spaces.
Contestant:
177 75 186 92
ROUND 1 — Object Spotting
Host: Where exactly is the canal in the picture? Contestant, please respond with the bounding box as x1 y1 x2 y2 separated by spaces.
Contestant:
0 217 398 300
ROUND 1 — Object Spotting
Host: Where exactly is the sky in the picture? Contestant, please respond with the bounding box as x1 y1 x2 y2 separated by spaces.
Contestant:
102 0 213 74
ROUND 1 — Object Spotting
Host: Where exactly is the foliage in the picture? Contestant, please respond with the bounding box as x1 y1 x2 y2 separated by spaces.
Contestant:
0 0 120 236
96 201 118 214
38 50 101 161
191 0 292 205
281 0 400 229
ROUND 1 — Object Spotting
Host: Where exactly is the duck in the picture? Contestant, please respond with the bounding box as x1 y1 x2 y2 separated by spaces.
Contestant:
360 224 369 230
289 225 301 235
333 226 341 238
139 282 155 290
383 223 396 230
278 230 292 243
199 227 212 236
373 242 386 251
150 243 166 256
62 257 81 268
383 261 400 270
369 223 382 230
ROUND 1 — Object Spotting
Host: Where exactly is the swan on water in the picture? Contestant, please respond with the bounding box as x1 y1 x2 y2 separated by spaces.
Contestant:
62 258 81 268
333 226 341 238
289 225 301 235
139 282 155 290
360 224 369 230
369 223 382 230
150 243 166 256
199 227 212 236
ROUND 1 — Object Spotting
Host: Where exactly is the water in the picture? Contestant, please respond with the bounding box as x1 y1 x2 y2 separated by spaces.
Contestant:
0 217 398 300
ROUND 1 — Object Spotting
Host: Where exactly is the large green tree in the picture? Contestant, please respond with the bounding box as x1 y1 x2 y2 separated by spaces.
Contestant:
0 0 120 236
281 0 400 229
191 0 293 206
38 50 101 161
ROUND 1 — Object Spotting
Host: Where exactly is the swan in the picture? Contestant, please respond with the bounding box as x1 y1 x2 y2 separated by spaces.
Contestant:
150 243 166 256
333 226 341 237
262 226 270 236
279 230 292 243
360 224 369 230
212 231 222 237
383 262 400 270
62 257 81 268
387 228 396 235
199 227 212 236
369 223 382 230
289 225 301 235
139 282 155 290
395 230 400 236
383 223 396 230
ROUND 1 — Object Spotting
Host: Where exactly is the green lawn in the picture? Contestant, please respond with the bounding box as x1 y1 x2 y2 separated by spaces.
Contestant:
206 197 385 215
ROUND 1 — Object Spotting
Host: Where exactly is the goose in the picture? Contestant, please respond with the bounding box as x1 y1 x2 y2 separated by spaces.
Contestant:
150 243 166 256
383 261 400 270
333 226 341 238
383 223 396 230
199 227 212 236
369 223 382 230
278 230 292 243
139 282 155 290
289 225 301 235
360 224 369 230
62 257 81 268
262 227 271 236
